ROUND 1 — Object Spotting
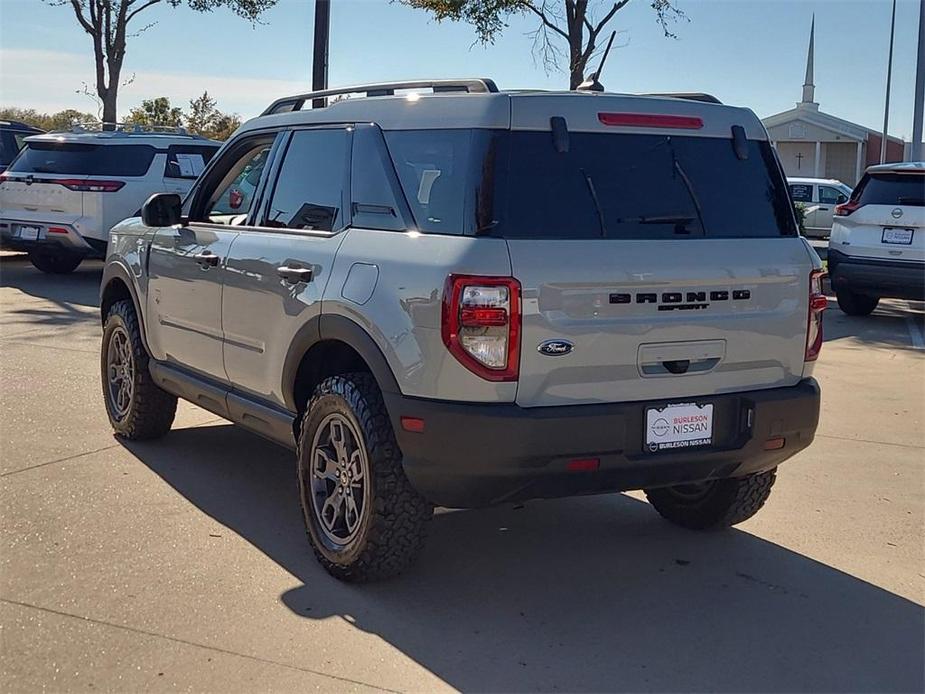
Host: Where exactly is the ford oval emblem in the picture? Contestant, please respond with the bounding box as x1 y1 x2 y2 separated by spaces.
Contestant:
538 339 574 356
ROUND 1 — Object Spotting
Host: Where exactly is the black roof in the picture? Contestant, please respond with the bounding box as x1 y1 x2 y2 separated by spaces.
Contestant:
0 120 44 133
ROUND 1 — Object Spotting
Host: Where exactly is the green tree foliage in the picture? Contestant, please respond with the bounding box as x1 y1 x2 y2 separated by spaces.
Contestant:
401 0 685 89
0 106 98 131
125 96 184 127
185 91 242 140
50 0 278 123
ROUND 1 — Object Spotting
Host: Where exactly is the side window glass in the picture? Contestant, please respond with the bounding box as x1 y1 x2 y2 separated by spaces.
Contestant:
202 143 272 224
789 184 812 203
818 186 841 205
165 145 218 179
351 127 406 231
263 129 347 231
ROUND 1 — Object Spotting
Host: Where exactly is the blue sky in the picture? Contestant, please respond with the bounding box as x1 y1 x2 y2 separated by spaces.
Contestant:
0 0 921 139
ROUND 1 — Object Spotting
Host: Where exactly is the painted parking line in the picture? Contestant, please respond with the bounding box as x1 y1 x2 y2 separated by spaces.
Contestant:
906 302 924 350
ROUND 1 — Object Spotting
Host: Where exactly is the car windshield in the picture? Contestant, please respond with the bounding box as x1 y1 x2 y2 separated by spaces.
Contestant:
8 142 155 176
855 172 925 207
384 129 797 238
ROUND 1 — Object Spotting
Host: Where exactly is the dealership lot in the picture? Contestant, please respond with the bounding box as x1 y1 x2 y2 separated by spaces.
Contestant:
1 256 923 692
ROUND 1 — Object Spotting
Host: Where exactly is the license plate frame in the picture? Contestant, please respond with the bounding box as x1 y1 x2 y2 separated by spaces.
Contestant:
882 227 914 245
645 402 714 453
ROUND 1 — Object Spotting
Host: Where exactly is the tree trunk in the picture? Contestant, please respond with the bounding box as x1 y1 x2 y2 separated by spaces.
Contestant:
102 89 118 125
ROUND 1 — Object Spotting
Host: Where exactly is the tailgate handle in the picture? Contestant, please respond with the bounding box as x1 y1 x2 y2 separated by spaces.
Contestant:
638 340 725 377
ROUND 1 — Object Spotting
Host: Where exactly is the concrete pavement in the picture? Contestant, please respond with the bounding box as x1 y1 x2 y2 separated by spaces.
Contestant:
1 256 922 692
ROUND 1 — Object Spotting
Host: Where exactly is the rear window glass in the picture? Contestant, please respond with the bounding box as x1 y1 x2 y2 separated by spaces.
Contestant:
855 173 924 207
383 129 796 239
8 142 155 176
164 144 217 179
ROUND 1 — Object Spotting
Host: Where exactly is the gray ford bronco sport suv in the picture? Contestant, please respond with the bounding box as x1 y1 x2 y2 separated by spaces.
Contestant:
100 79 824 582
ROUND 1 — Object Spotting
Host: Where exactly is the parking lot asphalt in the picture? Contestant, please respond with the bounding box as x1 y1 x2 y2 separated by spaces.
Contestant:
1 254 923 693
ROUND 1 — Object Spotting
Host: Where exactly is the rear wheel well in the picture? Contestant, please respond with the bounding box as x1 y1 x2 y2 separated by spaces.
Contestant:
100 277 133 324
292 340 373 436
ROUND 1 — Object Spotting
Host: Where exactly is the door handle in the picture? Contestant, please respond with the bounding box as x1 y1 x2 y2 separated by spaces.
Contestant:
278 265 314 284
193 251 220 268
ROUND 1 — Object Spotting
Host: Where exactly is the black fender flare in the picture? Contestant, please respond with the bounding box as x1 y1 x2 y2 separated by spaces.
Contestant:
100 261 151 354
280 313 401 413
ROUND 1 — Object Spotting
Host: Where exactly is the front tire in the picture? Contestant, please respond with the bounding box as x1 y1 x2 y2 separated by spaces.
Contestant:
101 299 177 439
836 289 879 316
297 373 433 582
645 469 777 530
28 249 82 274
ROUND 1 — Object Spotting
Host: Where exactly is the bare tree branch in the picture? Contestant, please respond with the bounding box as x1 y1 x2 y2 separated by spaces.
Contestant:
126 0 161 24
519 0 569 40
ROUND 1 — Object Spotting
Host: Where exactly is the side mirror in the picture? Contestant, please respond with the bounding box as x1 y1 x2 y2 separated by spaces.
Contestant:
836 194 848 204
142 192 182 227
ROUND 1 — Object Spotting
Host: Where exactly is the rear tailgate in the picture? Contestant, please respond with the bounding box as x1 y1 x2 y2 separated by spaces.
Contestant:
512 238 811 406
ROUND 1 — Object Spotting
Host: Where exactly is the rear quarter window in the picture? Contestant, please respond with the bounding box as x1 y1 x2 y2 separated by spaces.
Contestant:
164 144 218 179
8 142 156 176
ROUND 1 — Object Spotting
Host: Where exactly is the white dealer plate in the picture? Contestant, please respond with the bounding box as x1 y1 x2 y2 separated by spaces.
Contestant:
17 225 41 241
645 402 714 453
882 228 913 245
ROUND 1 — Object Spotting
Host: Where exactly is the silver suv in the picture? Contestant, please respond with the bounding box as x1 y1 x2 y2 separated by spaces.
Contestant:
100 79 824 582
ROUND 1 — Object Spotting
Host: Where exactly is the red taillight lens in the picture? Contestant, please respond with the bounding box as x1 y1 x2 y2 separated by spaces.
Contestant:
805 269 827 362
834 200 861 216
598 112 704 129
57 179 125 192
441 275 521 382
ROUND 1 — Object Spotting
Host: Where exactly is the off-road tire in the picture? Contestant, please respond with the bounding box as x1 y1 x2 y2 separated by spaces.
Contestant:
28 249 82 274
835 289 879 316
297 373 433 582
101 299 177 439
645 468 777 530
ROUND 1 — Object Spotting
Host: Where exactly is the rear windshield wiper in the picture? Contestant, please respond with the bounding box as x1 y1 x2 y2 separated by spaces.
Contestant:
898 196 925 205
580 168 607 238
667 137 708 236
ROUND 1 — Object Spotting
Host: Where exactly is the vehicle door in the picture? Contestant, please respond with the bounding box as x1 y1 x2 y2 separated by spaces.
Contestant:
816 184 847 233
145 133 278 382
221 126 351 408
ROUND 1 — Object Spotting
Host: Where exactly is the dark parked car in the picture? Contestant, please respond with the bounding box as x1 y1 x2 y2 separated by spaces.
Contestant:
0 120 43 175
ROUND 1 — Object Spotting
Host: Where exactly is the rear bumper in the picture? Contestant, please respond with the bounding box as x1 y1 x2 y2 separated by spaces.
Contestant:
385 378 820 508
0 219 104 256
828 248 925 300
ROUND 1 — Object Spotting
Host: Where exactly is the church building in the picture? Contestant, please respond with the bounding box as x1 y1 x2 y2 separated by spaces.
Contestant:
762 17 906 186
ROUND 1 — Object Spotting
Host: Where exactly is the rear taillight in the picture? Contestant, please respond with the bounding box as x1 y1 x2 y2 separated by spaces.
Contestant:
598 112 704 129
805 269 827 362
834 200 861 216
57 179 125 192
442 275 521 382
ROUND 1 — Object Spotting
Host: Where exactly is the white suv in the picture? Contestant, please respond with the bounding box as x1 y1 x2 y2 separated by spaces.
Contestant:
828 162 924 315
0 124 220 273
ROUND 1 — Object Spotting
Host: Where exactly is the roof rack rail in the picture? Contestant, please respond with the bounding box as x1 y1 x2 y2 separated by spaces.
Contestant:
46 122 208 138
262 78 499 116
641 92 723 105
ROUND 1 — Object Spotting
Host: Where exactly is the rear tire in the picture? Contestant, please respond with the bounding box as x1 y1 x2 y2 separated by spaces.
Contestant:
101 299 177 439
28 249 82 274
644 469 777 530
297 373 433 582
836 289 879 316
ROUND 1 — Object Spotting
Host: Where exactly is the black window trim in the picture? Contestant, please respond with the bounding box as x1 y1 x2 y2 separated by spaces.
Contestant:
347 123 416 233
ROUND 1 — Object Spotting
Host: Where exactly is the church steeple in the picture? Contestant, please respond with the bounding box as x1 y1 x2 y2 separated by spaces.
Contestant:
801 15 818 107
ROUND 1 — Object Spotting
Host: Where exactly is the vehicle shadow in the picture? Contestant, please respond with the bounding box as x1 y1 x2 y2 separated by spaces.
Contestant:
822 297 924 351
123 424 924 692
0 257 102 329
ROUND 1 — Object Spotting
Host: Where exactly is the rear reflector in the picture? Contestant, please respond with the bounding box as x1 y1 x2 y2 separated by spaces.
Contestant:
567 458 600 472
763 437 786 450
598 113 704 129
47 226 69 234
400 416 425 433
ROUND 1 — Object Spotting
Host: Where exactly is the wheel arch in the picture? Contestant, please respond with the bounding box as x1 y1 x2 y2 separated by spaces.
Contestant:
283 315 402 435
100 262 150 354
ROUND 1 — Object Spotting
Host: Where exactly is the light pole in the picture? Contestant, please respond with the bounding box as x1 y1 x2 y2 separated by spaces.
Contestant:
881 0 897 163
912 0 925 161
312 0 331 109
